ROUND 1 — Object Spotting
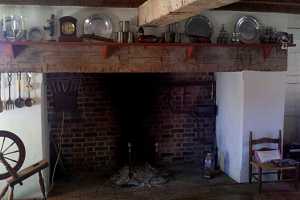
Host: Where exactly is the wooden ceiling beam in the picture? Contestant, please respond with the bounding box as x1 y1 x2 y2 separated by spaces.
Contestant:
218 0 300 14
0 0 147 7
138 0 240 26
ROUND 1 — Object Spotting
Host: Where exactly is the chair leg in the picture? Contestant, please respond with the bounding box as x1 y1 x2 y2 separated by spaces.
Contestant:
0 184 9 199
249 164 252 184
39 171 47 199
295 165 299 190
277 169 281 181
259 167 263 194
9 186 14 200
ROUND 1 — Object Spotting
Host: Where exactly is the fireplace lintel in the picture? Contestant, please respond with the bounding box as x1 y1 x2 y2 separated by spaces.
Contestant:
0 41 288 73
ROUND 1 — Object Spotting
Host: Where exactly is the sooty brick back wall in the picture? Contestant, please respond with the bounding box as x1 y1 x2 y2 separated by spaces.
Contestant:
47 73 216 173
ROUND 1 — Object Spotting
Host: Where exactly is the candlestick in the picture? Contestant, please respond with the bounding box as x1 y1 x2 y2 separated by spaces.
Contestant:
21 16 24 30
2 15 6 32
13 19 16 31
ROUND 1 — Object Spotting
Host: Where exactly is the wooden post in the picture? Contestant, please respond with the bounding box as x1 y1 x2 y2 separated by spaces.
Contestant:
295 164 299 190
0 184 9 199
38 171 46 199
259 167 263 193
8 186 14 200
278 130 282 181
249 131 253 184
279 130 282 156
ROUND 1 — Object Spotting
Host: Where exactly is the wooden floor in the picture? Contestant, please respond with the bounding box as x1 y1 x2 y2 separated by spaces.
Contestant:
47 174 300 200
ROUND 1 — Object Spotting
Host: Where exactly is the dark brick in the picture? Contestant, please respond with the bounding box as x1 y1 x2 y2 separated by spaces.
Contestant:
183 143 194 147
172 129 184 133
48 73 216 172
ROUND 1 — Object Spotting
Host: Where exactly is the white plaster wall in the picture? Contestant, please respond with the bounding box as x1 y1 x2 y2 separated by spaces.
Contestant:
241 71 286 182
216 71 286 183
216 72 244 183
0 73 45 199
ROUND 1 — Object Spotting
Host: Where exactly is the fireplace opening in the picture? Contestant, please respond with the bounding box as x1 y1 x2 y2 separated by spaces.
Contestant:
105 74 159 166
47 73 217 185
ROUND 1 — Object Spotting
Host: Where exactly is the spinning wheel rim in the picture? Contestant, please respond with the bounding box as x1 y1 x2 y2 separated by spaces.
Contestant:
0 130 26 180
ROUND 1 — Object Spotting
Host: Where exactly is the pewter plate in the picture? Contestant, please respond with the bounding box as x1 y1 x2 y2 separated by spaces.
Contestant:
235 16 261 44
185 15 213 39
83 14 113 38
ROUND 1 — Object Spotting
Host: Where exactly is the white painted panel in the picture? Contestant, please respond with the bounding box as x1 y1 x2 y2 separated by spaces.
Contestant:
216 72 244 183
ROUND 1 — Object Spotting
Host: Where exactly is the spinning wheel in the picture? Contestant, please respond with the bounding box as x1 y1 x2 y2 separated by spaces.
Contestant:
0 130 26 180
0 130 48 200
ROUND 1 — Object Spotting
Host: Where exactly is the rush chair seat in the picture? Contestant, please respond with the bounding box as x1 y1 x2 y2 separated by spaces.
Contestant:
249 130 299 193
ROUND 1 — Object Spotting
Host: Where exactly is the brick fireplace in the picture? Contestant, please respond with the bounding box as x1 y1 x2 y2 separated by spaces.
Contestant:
47 73 216 173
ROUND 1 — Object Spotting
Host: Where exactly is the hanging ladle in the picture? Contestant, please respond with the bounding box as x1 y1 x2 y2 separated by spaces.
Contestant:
15 72 25 108
25 73 34 107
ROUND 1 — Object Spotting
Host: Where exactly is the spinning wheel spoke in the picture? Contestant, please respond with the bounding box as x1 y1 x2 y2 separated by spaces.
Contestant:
0 137 6 152
4 157 18 163
2 141 15 154
3 150 19 156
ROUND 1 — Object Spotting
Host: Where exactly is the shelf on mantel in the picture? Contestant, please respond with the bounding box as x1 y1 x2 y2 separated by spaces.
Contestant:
0 41 296 59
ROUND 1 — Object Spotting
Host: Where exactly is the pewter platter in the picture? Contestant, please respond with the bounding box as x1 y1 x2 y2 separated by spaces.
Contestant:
83 14 113 38
235 16 261 44
185 15 213 39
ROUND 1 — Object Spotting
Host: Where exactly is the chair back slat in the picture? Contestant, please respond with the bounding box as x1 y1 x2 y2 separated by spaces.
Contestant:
252 138 280 145
249 130 282 159
256 148 276 152
251 148 276 156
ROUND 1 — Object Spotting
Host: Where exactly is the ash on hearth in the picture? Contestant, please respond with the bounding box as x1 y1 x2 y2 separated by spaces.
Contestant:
110 163 169 187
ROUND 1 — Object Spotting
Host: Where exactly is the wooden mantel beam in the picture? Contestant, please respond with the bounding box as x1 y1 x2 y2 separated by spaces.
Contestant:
0 42 287 73
138 0 240 26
